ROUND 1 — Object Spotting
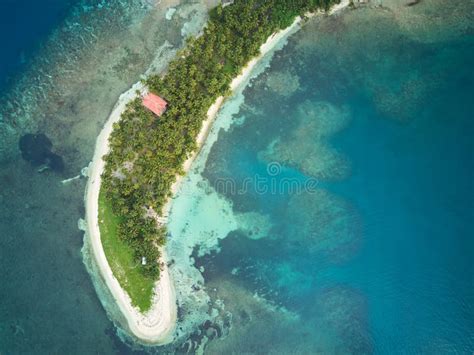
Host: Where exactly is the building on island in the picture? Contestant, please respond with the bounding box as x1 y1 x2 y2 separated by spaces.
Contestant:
142 93 167 116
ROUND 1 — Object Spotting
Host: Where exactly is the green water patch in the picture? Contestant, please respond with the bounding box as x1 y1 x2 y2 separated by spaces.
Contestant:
308 286 371 353
202 277 370 354
264 69 301 97
283 189 361 261
260 100 351 181
169 0 474 352
98 191 155 312
292 1 474 123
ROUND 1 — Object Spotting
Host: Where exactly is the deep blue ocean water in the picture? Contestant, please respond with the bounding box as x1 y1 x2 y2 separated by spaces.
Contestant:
0 2 118 353
0 1 159 353
198 7 474 353
321 66 474 353
0 0 79 91
0 0 473 353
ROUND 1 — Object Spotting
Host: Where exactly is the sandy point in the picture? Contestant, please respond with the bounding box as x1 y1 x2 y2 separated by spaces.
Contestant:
83 0 349 345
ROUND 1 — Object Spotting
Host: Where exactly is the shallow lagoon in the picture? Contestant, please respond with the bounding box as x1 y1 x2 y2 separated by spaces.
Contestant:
0 0 216 352
0 0 473 353
169 1 474 352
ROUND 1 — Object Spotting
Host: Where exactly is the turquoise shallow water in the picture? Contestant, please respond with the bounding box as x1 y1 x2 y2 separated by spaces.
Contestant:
0 0 213 352
191 3 474 353
319 63 474 353
1 0 473 353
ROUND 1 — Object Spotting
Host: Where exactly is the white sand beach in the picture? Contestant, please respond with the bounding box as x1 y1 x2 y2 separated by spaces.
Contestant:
84 0 349 345
166 0 350 202
84 81 178 345
166 13 306 203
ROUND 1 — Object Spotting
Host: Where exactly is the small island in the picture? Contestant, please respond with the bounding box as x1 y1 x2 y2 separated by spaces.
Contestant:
85 0 345 344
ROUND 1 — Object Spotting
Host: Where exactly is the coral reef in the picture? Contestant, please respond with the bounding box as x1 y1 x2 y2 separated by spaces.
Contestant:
260 100 351 181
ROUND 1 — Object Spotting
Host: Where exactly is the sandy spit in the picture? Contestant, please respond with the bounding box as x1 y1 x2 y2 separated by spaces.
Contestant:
84 0 349 345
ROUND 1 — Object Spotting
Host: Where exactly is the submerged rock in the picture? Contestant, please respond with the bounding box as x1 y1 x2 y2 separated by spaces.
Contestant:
284 189 362 261
265 70 300 97
260 100 351 181
19 133 64 172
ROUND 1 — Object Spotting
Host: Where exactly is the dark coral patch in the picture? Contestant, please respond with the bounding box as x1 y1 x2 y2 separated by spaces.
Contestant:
19 133 64 172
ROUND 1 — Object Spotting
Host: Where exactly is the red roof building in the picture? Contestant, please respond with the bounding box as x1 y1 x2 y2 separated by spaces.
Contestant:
142 93 167 116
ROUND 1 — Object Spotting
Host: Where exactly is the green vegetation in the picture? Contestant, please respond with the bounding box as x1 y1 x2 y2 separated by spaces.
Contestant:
98 191 155 312
100 0 340 310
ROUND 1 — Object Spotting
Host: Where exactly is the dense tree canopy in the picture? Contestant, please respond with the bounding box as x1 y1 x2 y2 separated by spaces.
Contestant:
101 0 340 279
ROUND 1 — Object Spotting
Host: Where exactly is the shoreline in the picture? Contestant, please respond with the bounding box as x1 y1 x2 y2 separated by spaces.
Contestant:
84 0 349 345
164 0 350 214
164 13 306 212
84 81 178 345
